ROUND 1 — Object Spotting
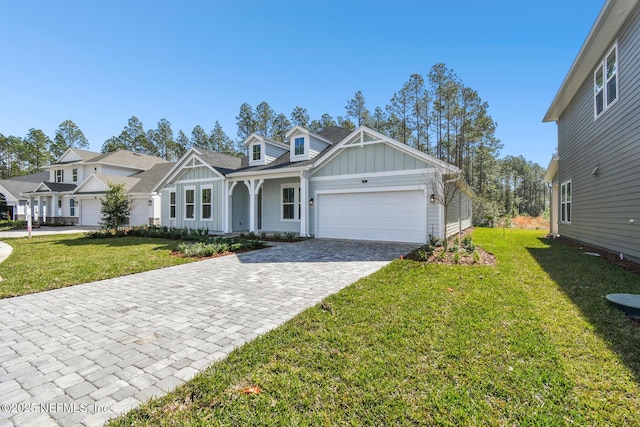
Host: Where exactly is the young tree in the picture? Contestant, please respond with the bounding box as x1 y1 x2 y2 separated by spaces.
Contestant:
100 182 133 231
426 168 465 240
51 120 89 158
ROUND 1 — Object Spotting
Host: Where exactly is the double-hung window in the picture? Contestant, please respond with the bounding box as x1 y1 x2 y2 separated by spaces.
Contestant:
252 144 261 161
294 137 305 156
281 185 301 220
561 181 571 224
595 42 618 118
55 170 64 183
185 187 195 220
201 186 212 220
169 191 176 219
72 168 78 182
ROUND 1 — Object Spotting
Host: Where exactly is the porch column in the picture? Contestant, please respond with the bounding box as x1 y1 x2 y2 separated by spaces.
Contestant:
51 194 59 223
243 179 264 233
37 196 44 223
300 174 308 237
224 181 238 233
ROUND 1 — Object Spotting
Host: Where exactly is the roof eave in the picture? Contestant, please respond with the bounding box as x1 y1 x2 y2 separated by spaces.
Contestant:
544 0 638 123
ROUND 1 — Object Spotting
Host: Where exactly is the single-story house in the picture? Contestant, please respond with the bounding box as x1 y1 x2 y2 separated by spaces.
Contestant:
155 125 474 243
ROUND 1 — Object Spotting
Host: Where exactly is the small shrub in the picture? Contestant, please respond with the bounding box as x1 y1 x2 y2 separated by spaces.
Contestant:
259 231 267 239
473 250 481 264
437 250 446 261
284 232 297 241
454 251 460 264
248 231 256 239
273 231 282 240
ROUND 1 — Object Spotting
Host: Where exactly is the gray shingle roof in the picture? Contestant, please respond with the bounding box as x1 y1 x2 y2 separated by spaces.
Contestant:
9 171 50 183
87 150 168 170
38 182 77 192
192 149 246 175
316 126 352 144
0 179 41 199
129 163 176 193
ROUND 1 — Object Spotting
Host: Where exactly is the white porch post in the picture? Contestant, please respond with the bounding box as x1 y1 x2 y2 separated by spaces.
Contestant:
224 181 238 233
244 179 264 233
51 194 59 223
37 196 43 223
300 174 308 237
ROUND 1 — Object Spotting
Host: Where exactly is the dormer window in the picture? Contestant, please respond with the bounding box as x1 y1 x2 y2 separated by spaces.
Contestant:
294 137 305 156
252 144 261 161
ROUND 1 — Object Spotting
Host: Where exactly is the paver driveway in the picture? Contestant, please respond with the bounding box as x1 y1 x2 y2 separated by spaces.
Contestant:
0 239 416 427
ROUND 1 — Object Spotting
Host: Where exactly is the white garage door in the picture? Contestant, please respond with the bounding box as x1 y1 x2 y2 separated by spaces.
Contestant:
317 190 427 243
80 199 102 226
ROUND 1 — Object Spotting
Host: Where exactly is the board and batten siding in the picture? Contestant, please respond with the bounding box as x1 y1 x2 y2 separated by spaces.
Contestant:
312 144 428 177
445 190 472 238
556 4 640 259
160 166 224 231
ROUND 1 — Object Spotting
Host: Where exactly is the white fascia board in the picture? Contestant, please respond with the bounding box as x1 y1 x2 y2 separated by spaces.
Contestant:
227 167 308 180
543 155 560 183
544 0 638 122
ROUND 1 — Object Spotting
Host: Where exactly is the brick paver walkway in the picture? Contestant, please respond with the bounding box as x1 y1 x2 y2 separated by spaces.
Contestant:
0 239 415 426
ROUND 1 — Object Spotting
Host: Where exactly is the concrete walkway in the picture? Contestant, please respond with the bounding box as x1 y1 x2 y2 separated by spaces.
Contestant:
0 239 416 427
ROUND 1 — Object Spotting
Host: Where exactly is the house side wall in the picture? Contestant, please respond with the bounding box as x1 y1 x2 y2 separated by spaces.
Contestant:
557 4 640 258
445 189 473 238
312 144 428 177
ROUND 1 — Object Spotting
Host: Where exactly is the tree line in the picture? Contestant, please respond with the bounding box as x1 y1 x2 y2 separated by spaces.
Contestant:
0 63 548 220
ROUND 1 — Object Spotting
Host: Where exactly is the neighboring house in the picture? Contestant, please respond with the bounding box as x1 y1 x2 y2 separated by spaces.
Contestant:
544 0 640 259
21 148 172 226
155 125 474 243
0 172 49 220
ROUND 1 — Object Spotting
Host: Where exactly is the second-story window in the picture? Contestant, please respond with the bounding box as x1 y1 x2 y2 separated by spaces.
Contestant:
252 144 261 161
55 169 64 183
595 42 618 118
72 168 78 182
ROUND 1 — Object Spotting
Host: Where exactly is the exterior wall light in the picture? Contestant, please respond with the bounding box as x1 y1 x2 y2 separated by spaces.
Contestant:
309 198 314 206
430 194 436 203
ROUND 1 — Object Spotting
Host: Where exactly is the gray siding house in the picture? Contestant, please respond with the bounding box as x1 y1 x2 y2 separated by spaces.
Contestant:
156 125 474 244
544 0 640 259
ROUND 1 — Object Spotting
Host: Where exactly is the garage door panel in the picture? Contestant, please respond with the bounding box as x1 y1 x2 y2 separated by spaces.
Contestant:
317 191 426 243
81 199 102 226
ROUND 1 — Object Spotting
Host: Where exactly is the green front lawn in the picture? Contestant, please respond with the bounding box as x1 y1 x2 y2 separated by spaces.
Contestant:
0 233 194 298
110 228 640 426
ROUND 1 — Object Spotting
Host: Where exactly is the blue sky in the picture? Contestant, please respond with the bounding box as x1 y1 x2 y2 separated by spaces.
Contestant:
0 1 604 167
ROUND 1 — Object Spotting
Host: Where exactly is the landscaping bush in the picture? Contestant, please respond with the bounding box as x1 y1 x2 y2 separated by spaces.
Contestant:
0 220 27 230
177 237 265 258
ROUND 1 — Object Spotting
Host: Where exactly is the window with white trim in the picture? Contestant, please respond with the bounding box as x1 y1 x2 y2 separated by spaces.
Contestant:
294 137 305 156
595 42 618 118
169 191 176 219
281 184 301 220
185 187 195 220
252 144 261 161
201 186 212 220
561 181 571 224
70 199 75 216
55 169 64 183
72 168 78 182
